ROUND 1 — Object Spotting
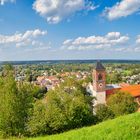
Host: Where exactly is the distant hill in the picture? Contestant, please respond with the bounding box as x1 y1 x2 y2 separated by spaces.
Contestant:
1 59 140 65
28 113 140 140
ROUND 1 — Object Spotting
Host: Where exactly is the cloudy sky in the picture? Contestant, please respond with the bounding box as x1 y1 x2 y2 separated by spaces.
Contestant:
0 0 140 61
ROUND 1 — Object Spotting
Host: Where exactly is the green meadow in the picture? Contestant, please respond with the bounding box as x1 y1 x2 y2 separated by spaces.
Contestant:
26 113 140 140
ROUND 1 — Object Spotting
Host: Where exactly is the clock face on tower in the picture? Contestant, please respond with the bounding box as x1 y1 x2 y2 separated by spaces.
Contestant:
98 83 103 88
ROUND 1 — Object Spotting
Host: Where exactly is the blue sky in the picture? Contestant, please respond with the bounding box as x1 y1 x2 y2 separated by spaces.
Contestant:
0 0 140 60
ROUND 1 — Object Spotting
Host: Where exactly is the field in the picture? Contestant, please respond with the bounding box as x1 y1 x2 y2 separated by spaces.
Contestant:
26 113 140 140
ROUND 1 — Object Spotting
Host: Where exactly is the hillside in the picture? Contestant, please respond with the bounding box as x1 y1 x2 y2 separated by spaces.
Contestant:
28 113 140 140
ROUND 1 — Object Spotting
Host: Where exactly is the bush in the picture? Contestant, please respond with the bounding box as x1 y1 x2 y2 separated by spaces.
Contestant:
95 104 114 122
107 91 138 117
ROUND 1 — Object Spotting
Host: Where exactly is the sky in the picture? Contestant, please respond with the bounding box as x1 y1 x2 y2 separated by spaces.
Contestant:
0 0 140 61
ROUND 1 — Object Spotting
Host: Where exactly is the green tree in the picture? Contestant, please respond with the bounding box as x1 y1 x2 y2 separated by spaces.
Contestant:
26 74 33 82
27 101 48 136
106 73 122 84
95 104 114 122
17 83 34 134
0 65 19 136
32 86 47 99
107 91 138 117
0 65 34 137
27 77 94 136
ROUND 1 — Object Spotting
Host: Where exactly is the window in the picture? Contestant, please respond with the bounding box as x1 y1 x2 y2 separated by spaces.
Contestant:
98 73 103 80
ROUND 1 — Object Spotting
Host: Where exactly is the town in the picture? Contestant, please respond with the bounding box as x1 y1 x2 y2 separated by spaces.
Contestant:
1 0 140 139
10 62 140 92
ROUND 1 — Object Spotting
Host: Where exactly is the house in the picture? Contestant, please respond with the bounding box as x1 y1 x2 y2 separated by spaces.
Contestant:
36 76 60 90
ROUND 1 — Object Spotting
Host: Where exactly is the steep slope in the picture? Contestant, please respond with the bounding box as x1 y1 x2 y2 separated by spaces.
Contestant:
29 113 140 140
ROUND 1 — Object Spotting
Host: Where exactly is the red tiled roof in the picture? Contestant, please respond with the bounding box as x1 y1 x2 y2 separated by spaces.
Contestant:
121 84 140 97
106 84 140 98
119 83 130 87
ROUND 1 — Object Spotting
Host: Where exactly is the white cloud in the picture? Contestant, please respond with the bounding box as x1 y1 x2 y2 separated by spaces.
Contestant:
0 0 15 5
136 35 140 44
104 0 140 20
62 32 129 50
24 46 51 53
0 29 48 48
22 29 47 40
134 35 140 51
33 0 96 24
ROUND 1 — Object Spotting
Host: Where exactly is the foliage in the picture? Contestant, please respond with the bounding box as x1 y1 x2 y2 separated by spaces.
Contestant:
0 65 35 137
17 83 35 133
28 113 140 140
27 101 48 136
31 86 47 99
107 91 138 117
27 78 94 136
0 66 94 137
106 73 122 84
0 66 19 136
95 104 114 122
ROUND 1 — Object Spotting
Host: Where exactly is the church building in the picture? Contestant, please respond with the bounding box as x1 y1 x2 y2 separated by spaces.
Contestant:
92 61 106 105
87 61 140 106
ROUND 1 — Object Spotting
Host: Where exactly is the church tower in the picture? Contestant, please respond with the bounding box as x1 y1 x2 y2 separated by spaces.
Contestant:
92 61 106 104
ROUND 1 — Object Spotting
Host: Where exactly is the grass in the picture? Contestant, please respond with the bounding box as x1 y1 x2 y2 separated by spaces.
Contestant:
26 113 140 140
0 113 139 140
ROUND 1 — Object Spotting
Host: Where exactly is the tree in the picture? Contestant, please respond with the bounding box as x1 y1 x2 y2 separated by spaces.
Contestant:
26 101 48 136
32 86 47 99
17 83 34 135
46 88 93 132
107 91 138 117
27 77 94 136
26 74 33 82
0 65 34 137
0 65 19 136
95 104 114 122
106 73 122 84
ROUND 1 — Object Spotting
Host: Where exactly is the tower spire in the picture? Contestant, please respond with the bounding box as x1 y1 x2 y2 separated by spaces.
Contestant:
95 60 105 70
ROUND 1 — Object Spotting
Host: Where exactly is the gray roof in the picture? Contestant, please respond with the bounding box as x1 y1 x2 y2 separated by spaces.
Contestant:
95 61 105 70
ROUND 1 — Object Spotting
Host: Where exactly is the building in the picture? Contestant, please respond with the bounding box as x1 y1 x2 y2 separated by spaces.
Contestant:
36 76 60 91
88 61 140 105
92 61 106 105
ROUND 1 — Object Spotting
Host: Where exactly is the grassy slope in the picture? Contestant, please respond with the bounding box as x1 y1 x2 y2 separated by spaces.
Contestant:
28 113 140 140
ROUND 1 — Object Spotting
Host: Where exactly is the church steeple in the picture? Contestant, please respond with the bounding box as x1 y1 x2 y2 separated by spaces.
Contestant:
93 61 106 92
92 61 106 104
95 61 105 71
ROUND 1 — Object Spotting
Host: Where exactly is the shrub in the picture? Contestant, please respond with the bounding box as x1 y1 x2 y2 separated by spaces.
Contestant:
95 104 114 122
107 91 138 117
